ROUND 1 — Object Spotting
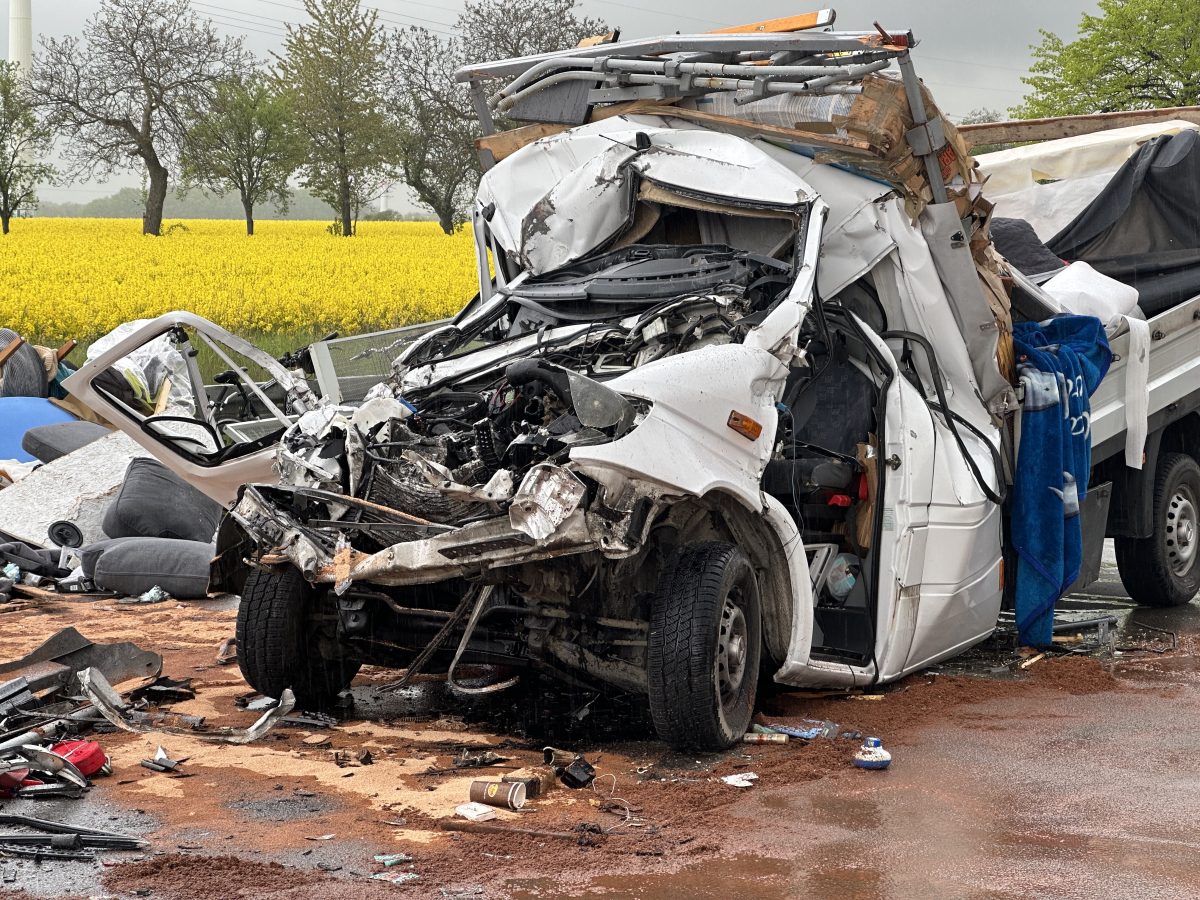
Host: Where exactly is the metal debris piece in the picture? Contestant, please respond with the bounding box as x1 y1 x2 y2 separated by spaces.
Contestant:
305 833 336 842
140 746 187 773
720 772 758 788
454 749 510 769
130 676 196 704
215 637 237 666
79 668 295 745
11 745 89 789
0 627 160 694
372 871 420 884
373 853 413 866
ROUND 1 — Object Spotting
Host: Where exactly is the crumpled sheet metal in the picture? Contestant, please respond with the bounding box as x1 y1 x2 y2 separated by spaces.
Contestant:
78 667 296 745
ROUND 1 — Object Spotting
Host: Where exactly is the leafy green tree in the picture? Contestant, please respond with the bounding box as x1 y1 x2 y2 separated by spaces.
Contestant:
182 70 302 235
1015 0 1200 118
273 0 396 237
0 60 54 234
387 0 608 234
32 0 247 235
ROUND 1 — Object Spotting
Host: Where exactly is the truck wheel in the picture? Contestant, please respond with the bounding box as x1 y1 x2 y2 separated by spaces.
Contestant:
1116 452 1200 607
236 566 361 708
648 542 762 751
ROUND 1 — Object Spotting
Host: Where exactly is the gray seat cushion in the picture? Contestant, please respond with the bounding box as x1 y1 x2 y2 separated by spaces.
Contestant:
0 329 48 398
89 537 214 599
21 421 112 464
103 458 222 543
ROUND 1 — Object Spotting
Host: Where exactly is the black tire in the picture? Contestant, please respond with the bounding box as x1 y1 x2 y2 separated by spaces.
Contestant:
236 566 361 708
647 542 762 751
1116 452 1200 607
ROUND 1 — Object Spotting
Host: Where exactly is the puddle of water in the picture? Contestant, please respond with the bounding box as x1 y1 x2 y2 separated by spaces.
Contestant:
509 855 793 900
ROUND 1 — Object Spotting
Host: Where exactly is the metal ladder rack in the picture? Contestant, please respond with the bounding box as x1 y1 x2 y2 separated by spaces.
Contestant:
453 24 952 205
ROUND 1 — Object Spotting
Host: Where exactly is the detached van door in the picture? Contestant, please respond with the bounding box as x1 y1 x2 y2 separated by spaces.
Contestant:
65 313 316 507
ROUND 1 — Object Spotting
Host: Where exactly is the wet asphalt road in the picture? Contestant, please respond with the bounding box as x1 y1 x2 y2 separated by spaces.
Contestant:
550 545 1200 899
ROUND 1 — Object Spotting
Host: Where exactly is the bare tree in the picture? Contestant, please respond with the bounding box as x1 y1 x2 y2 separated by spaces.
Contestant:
0 61 54 235
181 69 302 235
387 0 608 234
32 0 246 235
273 0 396 238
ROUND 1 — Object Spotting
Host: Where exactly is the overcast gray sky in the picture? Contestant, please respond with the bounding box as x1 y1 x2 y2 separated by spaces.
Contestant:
3 0 1099 205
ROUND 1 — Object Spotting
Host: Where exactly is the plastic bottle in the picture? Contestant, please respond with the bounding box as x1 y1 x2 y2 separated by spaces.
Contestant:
827 553 859 600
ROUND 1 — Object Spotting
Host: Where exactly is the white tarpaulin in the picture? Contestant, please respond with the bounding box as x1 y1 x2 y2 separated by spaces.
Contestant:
976 120 1200 239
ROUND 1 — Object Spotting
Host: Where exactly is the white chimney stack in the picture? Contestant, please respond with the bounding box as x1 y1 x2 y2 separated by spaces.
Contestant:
8 0 32 75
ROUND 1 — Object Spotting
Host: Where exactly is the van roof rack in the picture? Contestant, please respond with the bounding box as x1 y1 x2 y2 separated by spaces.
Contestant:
454 18 970 211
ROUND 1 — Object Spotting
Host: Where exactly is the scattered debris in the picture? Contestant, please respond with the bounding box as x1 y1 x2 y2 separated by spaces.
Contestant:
764 720 839 740
502 766 555 799
373 853 414 866
371 871 420 885
130 676 196 704
469 780 526 810
720 773 759 788
454 748 510 769
853 737 893 770
121 585 170 605
215 637 237 666
440 819 588 842
79 667 295 745
140 746 187 774
742 732 788 744
544 746 596 789
455 802 497 822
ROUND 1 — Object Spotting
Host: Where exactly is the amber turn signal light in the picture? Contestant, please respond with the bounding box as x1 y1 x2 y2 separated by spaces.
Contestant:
727 411 763 441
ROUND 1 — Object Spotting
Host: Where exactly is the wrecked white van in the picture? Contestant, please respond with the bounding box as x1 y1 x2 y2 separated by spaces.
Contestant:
68 23 1200 750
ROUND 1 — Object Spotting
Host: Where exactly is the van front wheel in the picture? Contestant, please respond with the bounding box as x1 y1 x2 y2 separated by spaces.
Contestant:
647 542 762 751
236 566 361 708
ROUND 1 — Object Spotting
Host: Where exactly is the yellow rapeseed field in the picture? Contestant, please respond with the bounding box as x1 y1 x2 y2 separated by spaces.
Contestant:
0 218 477 345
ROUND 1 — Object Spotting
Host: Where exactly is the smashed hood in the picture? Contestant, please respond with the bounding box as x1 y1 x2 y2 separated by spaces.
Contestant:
478 117 819 274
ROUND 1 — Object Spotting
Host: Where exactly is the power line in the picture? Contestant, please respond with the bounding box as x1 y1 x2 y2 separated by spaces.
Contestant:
241 0 456 32
193 2 294 27
580 0 729 28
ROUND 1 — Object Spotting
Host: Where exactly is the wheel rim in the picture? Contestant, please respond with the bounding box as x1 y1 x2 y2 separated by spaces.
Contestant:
716 590 749 707
1166 484 1198 577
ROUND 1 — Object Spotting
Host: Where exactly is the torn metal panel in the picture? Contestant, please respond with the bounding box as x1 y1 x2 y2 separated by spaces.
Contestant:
0 627 161 694
78 667 295 745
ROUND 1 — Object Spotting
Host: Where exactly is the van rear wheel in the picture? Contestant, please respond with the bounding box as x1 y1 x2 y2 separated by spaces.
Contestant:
647 542 762 751
1116 452 1200 607
236 566 361 708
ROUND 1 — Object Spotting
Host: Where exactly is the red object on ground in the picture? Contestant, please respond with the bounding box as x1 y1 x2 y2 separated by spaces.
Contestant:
52 740 109 777
0 767 31 798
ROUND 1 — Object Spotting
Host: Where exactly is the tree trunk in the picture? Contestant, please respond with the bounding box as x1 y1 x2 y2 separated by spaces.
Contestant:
144 160 169 236
242 194 255 236
1 212 10 235
339 171 353 238
437 209 454 235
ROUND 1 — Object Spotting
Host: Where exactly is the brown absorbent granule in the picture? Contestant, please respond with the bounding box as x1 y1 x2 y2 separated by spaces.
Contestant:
104 855 325 900
1025 654 1121 694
